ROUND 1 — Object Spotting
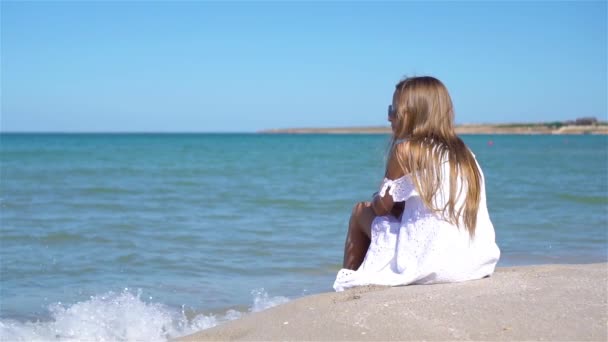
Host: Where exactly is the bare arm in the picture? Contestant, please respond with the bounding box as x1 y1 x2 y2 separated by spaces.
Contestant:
371 144 406 216
372 191 394 216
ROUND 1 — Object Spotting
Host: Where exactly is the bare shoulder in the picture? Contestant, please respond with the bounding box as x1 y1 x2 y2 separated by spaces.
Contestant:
386 141 408 180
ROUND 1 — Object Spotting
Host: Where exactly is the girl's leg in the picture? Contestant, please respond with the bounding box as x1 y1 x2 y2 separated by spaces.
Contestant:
342 201 376 270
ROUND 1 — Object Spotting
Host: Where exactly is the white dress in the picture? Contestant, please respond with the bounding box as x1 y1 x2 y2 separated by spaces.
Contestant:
333 155 500 292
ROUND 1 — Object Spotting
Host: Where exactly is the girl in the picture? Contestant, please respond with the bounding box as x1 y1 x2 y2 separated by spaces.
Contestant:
334 76 500 291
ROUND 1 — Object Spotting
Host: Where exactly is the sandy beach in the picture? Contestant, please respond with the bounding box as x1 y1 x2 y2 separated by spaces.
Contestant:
177 263 607 341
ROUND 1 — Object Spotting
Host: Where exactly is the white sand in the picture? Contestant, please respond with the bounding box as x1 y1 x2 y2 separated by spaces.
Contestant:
177 263 607 341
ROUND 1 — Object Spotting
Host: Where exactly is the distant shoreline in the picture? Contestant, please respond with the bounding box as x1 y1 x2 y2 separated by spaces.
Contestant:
260 123 608 135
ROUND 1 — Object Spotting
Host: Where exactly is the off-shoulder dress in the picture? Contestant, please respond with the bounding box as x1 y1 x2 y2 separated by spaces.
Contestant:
333 155 500 291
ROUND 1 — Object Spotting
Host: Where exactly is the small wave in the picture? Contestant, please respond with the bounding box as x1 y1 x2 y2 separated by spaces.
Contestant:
66 202 130 211
250 198 315 209
115 253 138 263
0 288 289 342
557 193 608 205
171 180 201 187
79 187 136 195
104 223 138 232
36 233 112 246
0 234 37 242
40 232 84 244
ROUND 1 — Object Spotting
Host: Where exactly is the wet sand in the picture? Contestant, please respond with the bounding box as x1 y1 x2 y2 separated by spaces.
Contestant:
177 263 607 341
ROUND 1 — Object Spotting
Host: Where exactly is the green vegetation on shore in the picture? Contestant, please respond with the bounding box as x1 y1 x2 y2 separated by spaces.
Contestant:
260 119 608 135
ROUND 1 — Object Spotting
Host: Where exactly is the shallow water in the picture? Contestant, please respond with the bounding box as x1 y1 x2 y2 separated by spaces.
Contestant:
1 133 606 340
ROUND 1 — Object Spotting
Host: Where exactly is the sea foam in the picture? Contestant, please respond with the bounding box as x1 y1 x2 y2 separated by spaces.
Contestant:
0 288 289 341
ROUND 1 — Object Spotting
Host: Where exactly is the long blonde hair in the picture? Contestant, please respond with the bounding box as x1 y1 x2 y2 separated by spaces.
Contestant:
389 76 481 236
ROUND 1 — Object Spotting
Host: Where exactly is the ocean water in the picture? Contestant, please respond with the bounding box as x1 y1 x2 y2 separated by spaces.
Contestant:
1 133 607 341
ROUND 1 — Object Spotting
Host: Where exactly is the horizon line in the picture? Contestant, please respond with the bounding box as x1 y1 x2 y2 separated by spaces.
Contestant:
3 121 606 135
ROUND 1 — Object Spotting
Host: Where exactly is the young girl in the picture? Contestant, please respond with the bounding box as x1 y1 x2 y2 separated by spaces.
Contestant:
334 76 500 291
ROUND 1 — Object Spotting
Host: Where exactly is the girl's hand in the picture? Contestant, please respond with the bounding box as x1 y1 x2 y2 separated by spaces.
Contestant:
391 201 405 218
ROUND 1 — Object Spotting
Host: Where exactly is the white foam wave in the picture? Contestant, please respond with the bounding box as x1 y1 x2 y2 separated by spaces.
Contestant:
0 288 289 342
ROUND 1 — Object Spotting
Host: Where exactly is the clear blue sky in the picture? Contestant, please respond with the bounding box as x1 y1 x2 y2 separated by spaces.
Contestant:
1 1 606 132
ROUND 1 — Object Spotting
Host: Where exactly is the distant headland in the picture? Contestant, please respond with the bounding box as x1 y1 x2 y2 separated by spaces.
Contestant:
260 117 608 135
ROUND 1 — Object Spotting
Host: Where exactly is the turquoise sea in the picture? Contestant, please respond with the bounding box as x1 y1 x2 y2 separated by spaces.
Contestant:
1 133 607 340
